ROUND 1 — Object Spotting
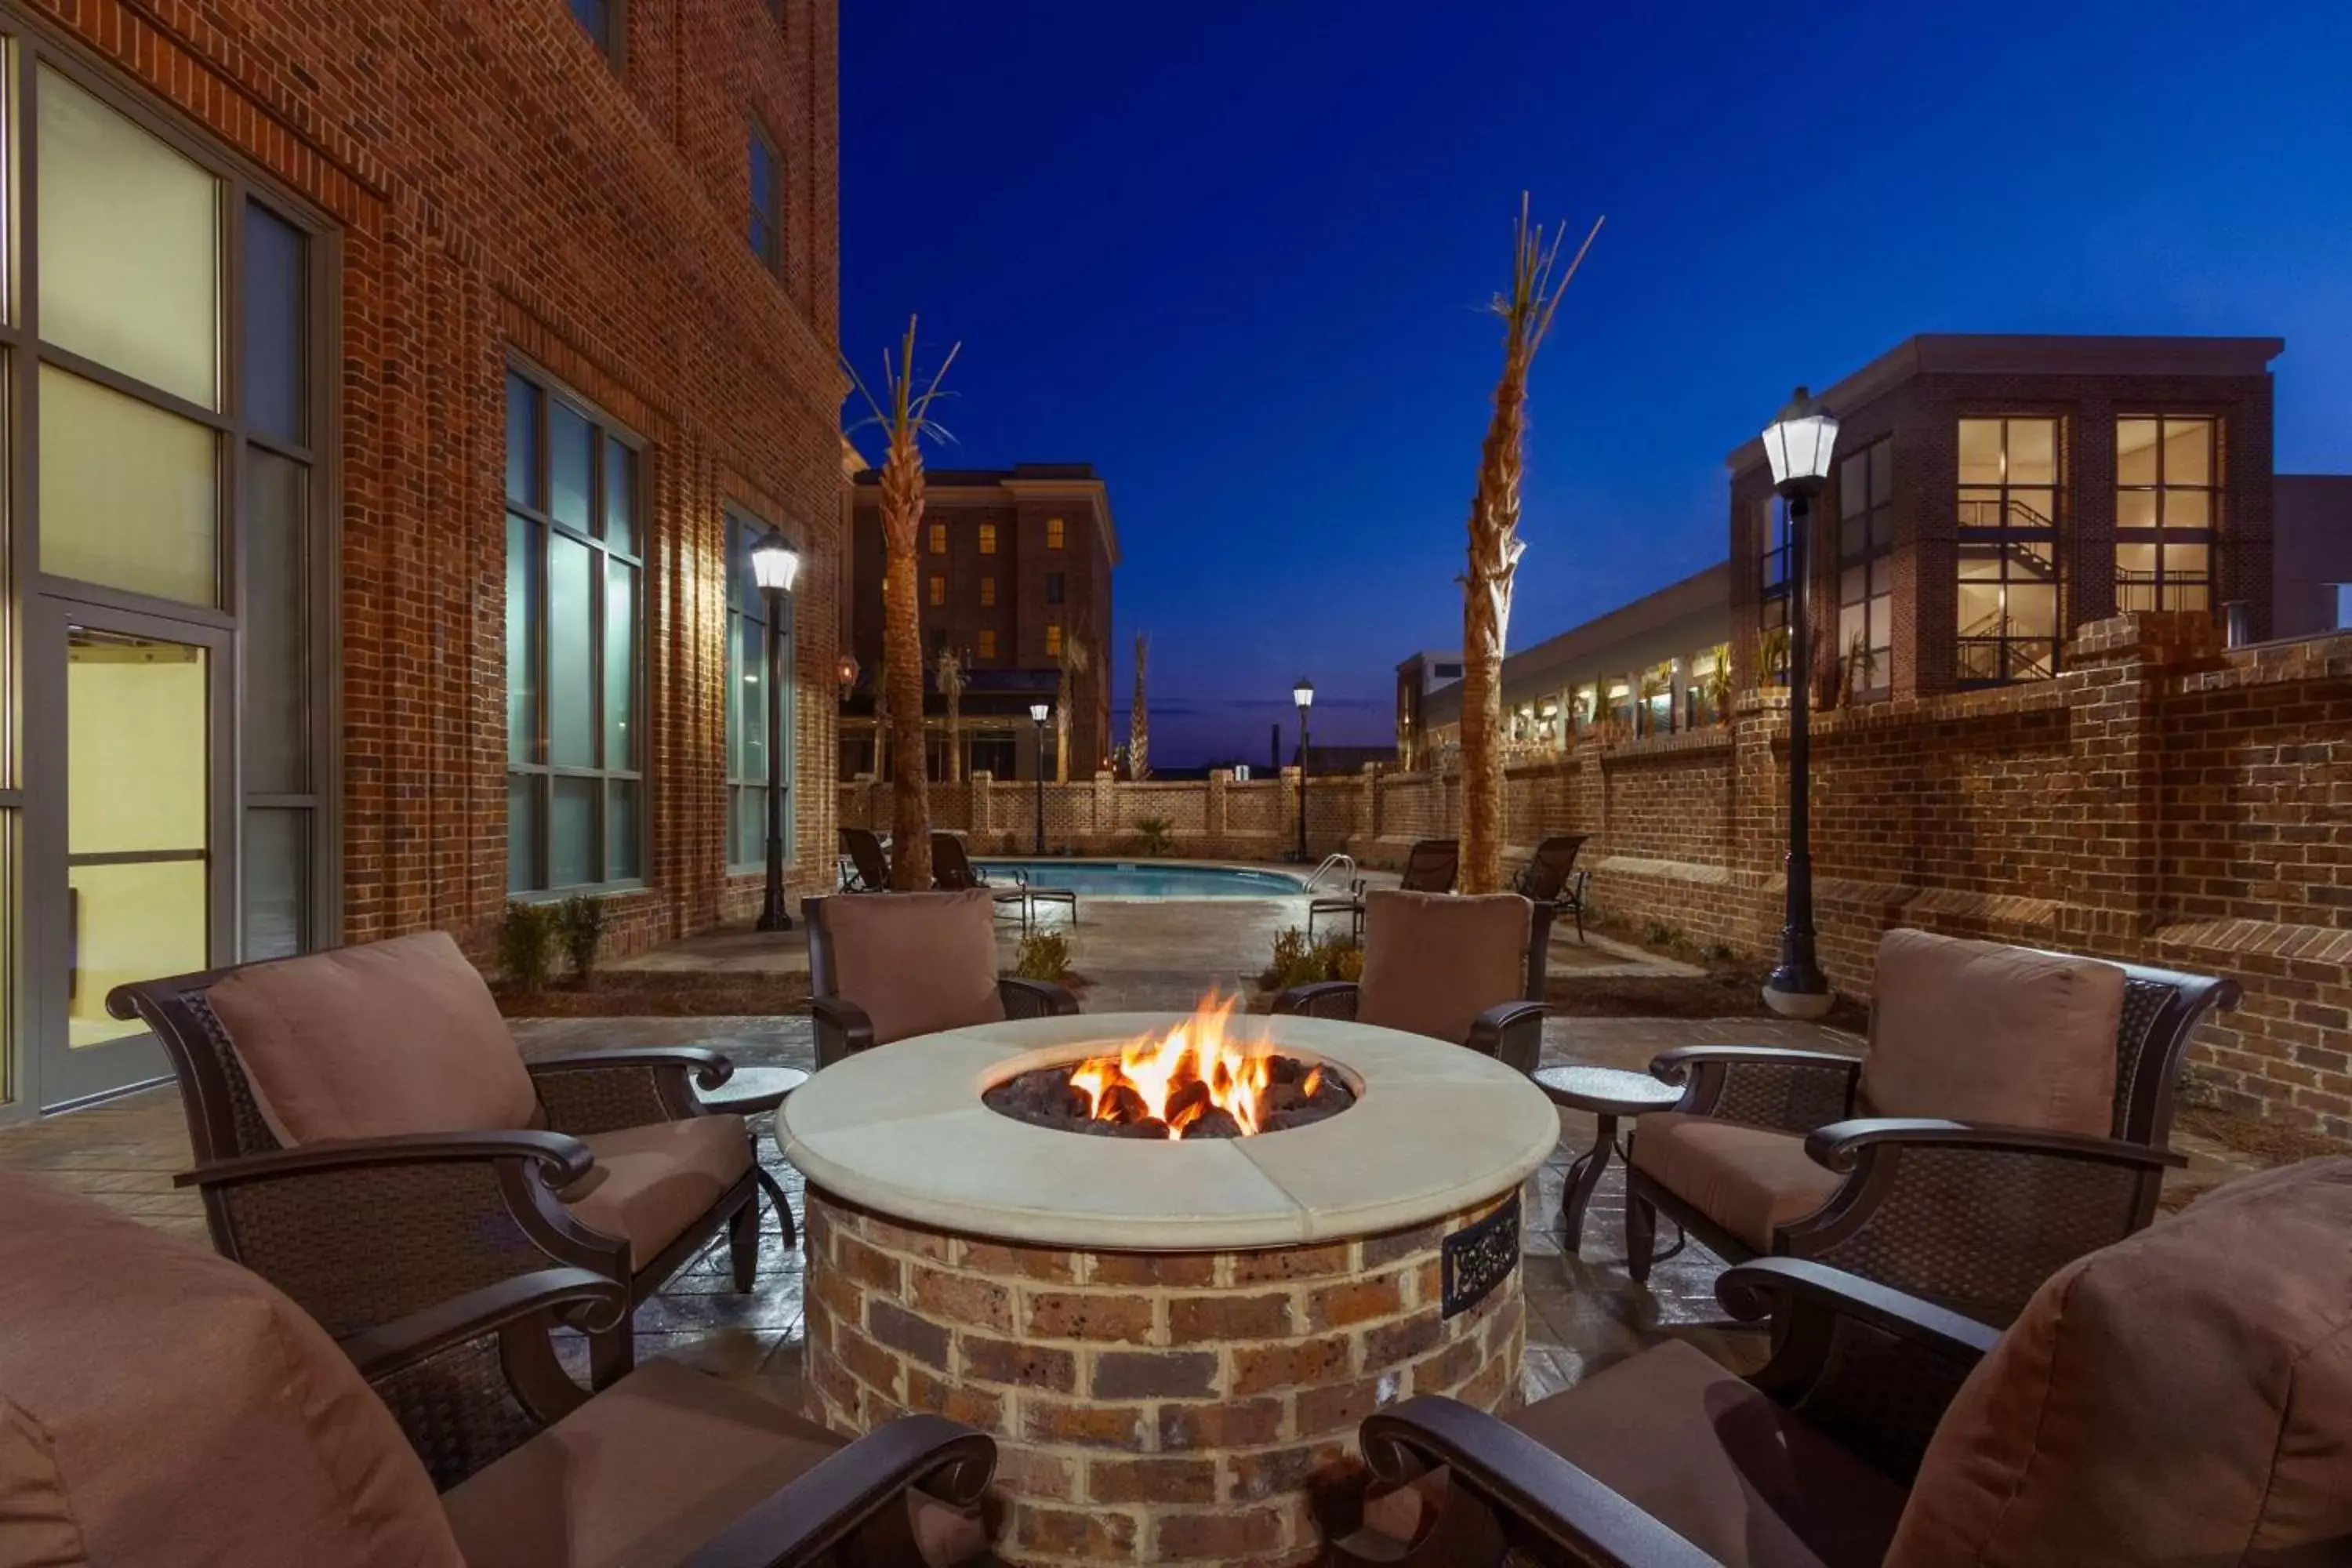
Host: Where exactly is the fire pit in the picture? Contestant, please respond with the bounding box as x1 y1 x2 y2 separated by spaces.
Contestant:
779 1008 1559 1567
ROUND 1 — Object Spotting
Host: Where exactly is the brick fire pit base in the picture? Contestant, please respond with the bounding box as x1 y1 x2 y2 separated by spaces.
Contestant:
801 1187 1526 1566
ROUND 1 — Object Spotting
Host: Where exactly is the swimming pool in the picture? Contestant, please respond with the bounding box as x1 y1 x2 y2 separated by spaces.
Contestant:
975 860 1309 899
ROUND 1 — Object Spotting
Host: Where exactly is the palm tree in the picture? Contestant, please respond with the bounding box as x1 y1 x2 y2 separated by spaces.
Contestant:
936 646 965 784
1703 646 1733 725
844 317 959 891
1457 196 1602 893
1129 631 1150 781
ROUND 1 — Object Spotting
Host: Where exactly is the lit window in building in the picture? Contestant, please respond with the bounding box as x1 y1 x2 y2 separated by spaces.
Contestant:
724 509 793 870
1956 417 2062 684
979 575 996 607
1758 495 1792 685
2116 416 2220 615
1837 437 1894 696
978 522 998 554
977 628 997 660
927 575 944 607
1047 516 1066 549
927 521 946 554
1046 624 1063 658
506 370 646 891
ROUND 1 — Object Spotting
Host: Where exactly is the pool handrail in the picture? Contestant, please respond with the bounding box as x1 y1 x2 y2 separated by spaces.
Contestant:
1302 852 1358 895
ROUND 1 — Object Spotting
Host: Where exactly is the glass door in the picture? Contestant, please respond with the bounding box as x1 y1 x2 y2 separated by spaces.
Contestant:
29 611 231 1109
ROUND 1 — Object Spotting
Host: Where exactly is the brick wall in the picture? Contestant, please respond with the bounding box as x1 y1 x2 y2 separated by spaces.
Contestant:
25 0 845 960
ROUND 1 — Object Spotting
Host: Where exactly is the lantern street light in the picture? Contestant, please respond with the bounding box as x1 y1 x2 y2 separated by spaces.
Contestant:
1029 701 1051 855
1759 387 1838 1018
748 528 802 932
1291 677 1316 864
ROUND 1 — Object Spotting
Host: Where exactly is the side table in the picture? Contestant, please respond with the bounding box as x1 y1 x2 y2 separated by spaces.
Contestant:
1532 1063 1683 1258
698 1065 810 1247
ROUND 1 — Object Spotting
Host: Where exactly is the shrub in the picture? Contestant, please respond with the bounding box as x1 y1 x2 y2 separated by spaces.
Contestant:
1258 926 1362 990
1011 929 1073 984
498 902 559 990
556 893 608 982
1132 815 1176 858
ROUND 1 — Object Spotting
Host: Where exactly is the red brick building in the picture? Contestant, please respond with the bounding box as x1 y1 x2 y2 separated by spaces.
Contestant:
844 465 1119 782
2 0 843 1114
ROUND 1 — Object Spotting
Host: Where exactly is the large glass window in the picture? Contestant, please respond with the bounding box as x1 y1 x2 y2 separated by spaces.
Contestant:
1837 437 1894 697
569 0 620 64
749 122 782 276
1757 495 1791 684
2116 416 2219 614
727 509 796 871
506 369 644 892
1956 417 2062 684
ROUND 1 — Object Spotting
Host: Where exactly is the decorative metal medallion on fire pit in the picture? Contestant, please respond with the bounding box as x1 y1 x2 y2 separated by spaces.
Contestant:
1440 1188 1520 1319
982 996 1356 1139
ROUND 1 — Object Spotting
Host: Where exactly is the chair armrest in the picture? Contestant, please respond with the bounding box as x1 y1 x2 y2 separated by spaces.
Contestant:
1802 1117 2188 1173
1466 1001 1547 1077
176 1128 596 1189
1273 982 1360 1021
998 977 1080 1019
812 996 877 1069
341 1267 630 1381
530 1047 735 1131
1647 1045 1859 1133
1718 1258 1995 1483
1349 1396 1718 1568
679 1414 996 1568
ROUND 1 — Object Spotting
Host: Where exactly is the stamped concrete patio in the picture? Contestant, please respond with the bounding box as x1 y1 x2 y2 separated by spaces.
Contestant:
0 884 2266 1409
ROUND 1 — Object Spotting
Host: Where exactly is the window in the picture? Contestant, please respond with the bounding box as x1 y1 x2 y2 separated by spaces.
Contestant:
748 121 782 276
1956 417 2062 684
1045 571 1066 605
506 368 644 892
2333 584 2352 633
1434 662 1462 680
1836 437 1894 696
568 0 620 64
927 521 946 554
1046 624 1063 658
979 576 996 608
977 628 997 660
1047 516 1065 549
978 522 998 555
2116 416 2219 614
725 509 793 871
927 575 944 608
1758 496 1792 684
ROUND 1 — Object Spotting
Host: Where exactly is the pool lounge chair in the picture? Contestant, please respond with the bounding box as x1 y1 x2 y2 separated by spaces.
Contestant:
931 832 1077 931
1511 832 1591 942
839 826 892 891
1308 837 1457 942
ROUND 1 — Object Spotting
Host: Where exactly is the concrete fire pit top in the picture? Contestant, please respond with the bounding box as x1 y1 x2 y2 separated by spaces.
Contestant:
777 1011 1559 1250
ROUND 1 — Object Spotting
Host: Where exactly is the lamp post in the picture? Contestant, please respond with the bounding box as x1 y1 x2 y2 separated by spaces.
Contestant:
1291 677 1315 863
749 528 802 932
1029 701 1051 854
1759 387 1838 1018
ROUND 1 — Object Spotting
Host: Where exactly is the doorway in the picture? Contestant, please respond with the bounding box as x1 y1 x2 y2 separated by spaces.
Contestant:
30 614 233 1109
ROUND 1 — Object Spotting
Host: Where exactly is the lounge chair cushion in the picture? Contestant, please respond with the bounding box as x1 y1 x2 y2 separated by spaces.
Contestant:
207 930 539 1145
0 1174 465 1568
822 890 1007 1046
1628 1114 1842 1252
562 1116 755 1270
1512 1338 1907 1568
442 1358 983 1568
1888 1157 2352 1566
1357 891 1530 1045
1860 930 2123 1135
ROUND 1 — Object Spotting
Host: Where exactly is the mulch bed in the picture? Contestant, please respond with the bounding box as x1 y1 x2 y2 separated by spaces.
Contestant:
2176 1105 2348 1166
494 971 811 1018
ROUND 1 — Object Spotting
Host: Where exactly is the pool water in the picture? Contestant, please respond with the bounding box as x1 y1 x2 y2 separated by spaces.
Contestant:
975 860 1308 899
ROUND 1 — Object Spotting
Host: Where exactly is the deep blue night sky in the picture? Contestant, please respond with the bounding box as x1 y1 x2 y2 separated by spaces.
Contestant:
840 1 2352 767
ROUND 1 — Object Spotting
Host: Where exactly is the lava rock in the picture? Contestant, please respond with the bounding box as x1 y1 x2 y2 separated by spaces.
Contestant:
1181 1108 1244 1140
1163 1080 1214 1127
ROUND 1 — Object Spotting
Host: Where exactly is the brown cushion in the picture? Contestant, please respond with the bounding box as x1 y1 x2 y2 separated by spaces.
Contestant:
0 1397 91 1566
1629 1114 1842 1252
0 1174 463 1568
1512 1338 1908 1568
820 890 1007 1046
206 930 539 1145
443 1358 896 1568
1356 890 1532 1044
1860 930 2123 1135
1887 1157 2352 1567
562 1116 755 1271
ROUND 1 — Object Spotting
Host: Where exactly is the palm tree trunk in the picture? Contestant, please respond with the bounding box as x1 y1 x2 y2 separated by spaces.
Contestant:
1130 632 1150 781
879 421 932 890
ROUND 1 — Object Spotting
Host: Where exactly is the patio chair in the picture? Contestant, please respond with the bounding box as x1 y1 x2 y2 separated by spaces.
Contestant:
0 1171 996 1568
1624 926 2241 1326
1276 889 1551 1075
1308 837 1457 941
1338 1156 2352 1568
107 930 764 1390
931 830 1078 930
806 890 1080 1069
840 826 892 891
1512 832 1591 943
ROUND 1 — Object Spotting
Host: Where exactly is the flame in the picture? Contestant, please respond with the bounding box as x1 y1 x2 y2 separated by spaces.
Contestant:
1069 994 1276 1139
